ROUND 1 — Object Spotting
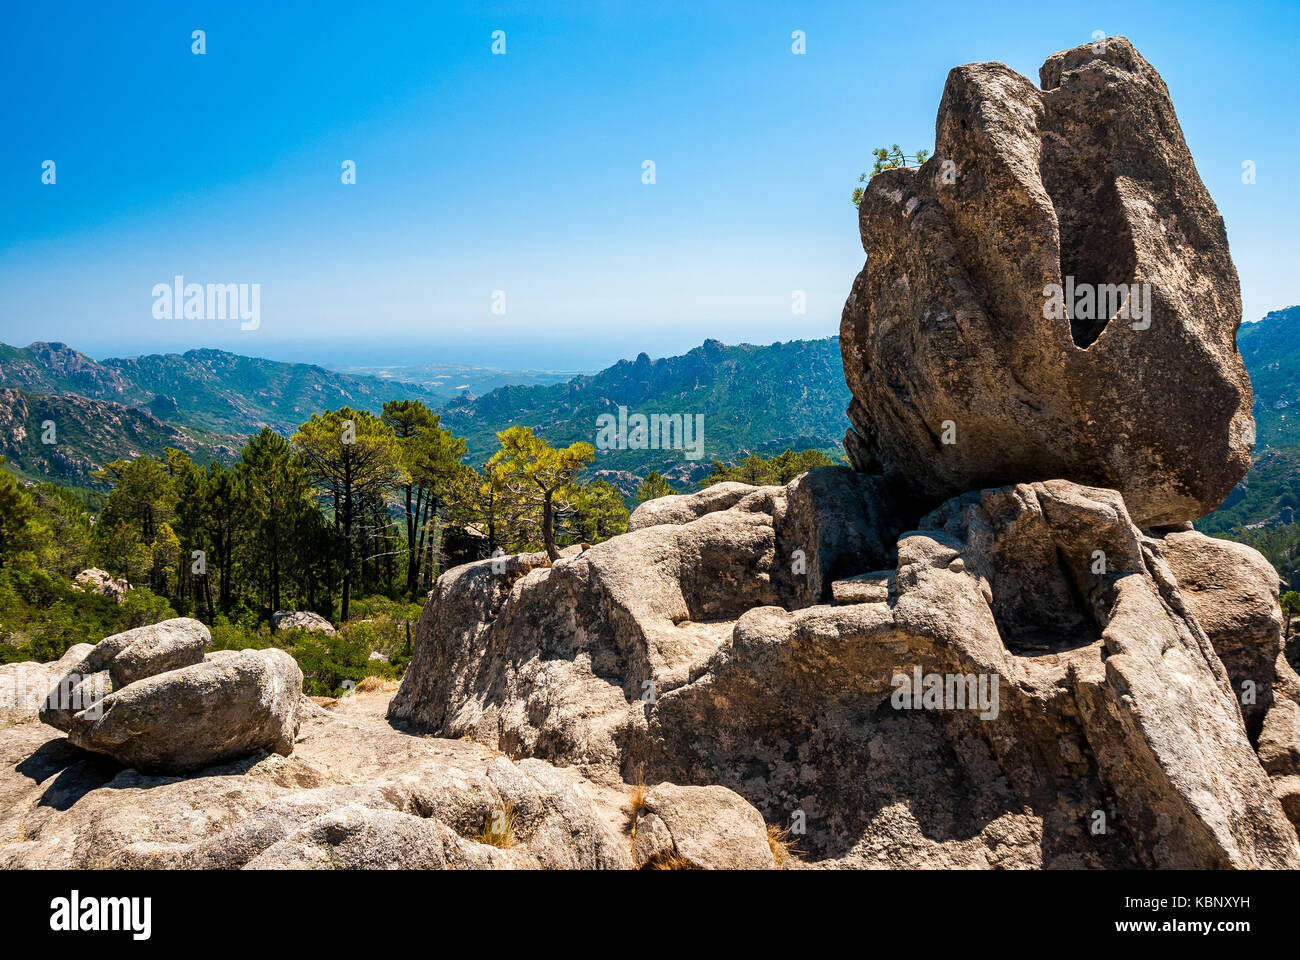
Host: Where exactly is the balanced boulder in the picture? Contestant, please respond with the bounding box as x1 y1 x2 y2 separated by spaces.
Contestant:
840 37 1252 526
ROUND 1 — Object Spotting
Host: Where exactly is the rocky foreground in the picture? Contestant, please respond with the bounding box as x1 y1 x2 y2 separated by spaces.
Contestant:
4 469 1297 869
0 673 778 870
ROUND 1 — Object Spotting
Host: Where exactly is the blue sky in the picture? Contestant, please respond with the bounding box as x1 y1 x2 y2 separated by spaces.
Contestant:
1 0 1297 370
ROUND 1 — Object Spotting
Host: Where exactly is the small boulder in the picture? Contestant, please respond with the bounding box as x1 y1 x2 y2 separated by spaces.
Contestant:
272 610 337 635
638 783 775 870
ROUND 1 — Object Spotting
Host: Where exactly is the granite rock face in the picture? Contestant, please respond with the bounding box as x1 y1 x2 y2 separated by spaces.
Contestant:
840 36 1252 526
387 467 897 784
392 473 1300 868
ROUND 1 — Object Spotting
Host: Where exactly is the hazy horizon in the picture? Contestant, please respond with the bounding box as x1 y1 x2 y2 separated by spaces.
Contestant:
3 328 847 372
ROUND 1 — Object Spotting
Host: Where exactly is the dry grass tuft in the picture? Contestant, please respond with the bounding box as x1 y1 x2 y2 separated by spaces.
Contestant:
648 850 696 870
355 675 398 694
624 778 649 836
766 823 800 866
477 803 517 848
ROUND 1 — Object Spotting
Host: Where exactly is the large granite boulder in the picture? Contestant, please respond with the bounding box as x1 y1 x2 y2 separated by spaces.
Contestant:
62 649 303 774
840 37 1252 526
392 473 1300 868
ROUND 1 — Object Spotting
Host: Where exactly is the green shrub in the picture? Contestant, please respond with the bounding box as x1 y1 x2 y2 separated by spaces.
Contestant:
0 567 177 662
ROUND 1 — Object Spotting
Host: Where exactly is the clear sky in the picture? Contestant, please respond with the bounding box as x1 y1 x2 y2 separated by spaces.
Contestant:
1 0 1297 369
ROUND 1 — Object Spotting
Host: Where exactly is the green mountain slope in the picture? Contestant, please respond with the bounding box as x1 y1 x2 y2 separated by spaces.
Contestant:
1237 305 1300 451
329 361 577 396
439 338 850 489
1200 306 1300 534
0 337 853 493
0 388 236 487
0 342 450 436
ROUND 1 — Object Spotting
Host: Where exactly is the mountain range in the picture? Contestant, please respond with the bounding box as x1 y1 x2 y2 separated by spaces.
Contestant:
0 337 850 494
4 310 1300 525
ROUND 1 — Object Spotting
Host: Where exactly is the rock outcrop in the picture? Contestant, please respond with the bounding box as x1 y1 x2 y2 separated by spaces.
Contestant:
3 667 772 869
839 36 1252 527
387 467 900 783
392 472 1300 868
72 568 130 603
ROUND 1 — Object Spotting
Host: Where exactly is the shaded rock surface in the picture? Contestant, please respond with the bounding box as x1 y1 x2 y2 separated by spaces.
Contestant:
840 37 1252 526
